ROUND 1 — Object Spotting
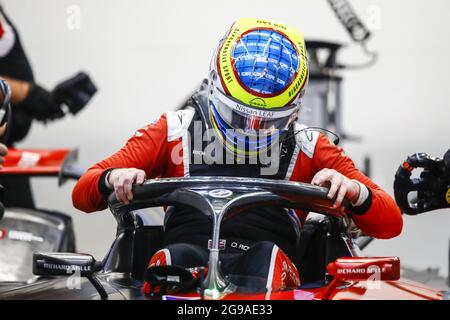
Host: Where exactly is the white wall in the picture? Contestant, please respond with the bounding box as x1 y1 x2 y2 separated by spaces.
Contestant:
2 0 449 278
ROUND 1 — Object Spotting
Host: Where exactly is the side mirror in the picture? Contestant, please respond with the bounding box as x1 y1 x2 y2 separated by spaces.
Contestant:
327 257 400 281
33 252 95 277
33 252 107 299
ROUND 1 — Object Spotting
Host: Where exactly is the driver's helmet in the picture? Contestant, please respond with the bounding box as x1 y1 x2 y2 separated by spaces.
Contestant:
208 17 309 156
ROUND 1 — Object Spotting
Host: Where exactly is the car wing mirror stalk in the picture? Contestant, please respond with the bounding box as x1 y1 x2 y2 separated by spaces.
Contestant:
33 252 108 300
323 256 400 300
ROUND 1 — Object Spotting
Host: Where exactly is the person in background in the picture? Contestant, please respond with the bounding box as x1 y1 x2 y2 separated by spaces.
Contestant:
0 5 96 208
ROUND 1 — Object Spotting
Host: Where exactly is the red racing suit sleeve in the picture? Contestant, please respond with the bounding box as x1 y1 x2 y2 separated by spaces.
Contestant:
312 134 403 239
72 114 169 213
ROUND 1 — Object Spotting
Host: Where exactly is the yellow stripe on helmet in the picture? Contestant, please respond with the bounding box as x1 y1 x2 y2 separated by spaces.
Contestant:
218 17 308 110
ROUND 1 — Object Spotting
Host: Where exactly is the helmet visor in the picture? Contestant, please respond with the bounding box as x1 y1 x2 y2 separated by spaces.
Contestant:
209 86 299 133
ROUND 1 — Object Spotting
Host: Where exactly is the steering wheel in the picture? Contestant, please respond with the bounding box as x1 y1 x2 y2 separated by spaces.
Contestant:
394 150 450 215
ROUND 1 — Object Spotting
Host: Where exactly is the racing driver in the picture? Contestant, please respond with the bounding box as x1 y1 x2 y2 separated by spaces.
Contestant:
73 18 403 292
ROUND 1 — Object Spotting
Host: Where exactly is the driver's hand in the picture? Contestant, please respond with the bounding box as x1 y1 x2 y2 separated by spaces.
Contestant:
108 168 146 204
311 168 360 208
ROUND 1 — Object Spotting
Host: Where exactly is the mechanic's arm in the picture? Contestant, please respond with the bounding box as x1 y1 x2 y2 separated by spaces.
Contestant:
72 114 169 213
311 134 403 239
0 76 30 104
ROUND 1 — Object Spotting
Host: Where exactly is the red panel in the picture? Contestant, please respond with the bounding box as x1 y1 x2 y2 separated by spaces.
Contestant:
1 148 71 175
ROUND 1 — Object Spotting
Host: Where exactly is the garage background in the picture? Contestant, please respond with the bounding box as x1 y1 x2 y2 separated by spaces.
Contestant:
2 0 449 279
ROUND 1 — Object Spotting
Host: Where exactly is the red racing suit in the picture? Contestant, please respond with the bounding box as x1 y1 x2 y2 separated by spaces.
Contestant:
73 98 403 289
73 110 403 240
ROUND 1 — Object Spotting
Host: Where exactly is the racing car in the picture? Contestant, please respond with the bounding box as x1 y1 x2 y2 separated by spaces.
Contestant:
0 148 83 291
0 176 445 300
0 74 94 291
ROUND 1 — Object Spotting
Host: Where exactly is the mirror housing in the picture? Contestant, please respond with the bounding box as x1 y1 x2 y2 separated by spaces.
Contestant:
33 252 108 300
33 252 95 277
327 257 400 281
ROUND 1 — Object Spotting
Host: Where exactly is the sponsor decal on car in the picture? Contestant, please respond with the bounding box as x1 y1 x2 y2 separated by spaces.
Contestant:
18 151 41 168
208 189 233 198
207 239 226 250
337 265 382 275
43 263 91 272
7 230 44 243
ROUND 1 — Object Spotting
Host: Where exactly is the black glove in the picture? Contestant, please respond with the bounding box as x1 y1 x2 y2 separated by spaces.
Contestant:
394 150 450 215
53 72 97 115
20 72 97 122
20 84 65 122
